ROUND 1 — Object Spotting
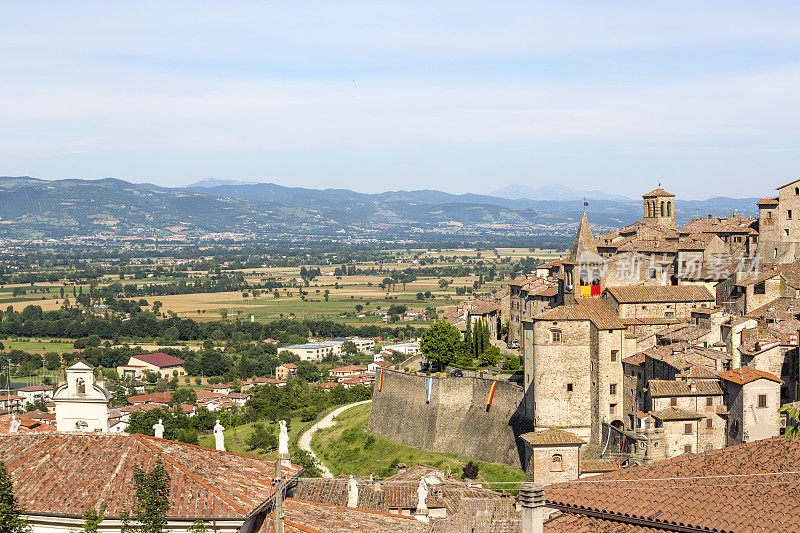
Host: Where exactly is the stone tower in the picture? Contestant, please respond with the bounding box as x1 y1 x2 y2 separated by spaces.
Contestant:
643 187 676 229
53 361 112 432
561 211 605 304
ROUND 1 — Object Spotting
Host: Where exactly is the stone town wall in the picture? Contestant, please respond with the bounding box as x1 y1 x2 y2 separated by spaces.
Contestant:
368 369 532 468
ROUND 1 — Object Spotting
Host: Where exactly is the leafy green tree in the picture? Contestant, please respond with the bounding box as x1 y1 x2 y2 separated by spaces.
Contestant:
465 319 473 358
479 346 501 367
132 461 171 533
462 460 479 481
341 340 358 355
502 354 521 371
81 504 106 533
244 423 277 452
780 405 799 438
0 460 31 532
420 321 462 368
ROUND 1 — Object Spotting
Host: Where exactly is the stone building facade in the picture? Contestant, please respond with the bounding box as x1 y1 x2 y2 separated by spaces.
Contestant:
757 178 800 262
522 298 634 444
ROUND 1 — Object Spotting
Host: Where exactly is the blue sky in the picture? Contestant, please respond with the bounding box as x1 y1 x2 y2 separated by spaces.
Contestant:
1 1 799 199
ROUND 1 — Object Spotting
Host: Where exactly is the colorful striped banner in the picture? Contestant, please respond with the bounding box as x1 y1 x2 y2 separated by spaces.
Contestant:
486 380 498 412
426 377 432 404
378 370 384 392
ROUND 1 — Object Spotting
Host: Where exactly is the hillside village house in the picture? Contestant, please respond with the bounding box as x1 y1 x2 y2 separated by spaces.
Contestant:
117 352 186 379
276 362 298 381
15 385 54 408
282 342 335 361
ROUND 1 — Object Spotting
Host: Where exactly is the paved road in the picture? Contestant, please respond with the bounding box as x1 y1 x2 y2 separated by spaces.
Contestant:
297 399 372 478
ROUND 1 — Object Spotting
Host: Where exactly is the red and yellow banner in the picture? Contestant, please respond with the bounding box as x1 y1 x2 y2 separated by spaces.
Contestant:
486 381 498 412
379 370 384 392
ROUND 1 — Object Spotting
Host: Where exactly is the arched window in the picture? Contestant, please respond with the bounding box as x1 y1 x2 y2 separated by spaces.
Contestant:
592 269 601 286
76 378 85 394
666 202 671 217
730 419 739 438
551 454 563 472
645 202 651 218
795 187 798 195
660 201 665 217
579 269 589 286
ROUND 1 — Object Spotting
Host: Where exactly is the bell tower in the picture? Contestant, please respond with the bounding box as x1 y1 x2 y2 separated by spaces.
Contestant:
643 186 676 229
53 361 112 432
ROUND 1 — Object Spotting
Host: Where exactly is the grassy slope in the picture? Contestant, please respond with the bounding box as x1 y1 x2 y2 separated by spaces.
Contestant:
310 404 524 487
197 416 304 459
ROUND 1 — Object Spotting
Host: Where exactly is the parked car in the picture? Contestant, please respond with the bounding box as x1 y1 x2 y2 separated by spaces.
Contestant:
508 340 519 349
450 369 463 377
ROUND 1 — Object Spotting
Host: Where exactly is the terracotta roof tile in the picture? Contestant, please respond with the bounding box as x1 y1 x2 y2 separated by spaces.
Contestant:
546 436 800 532
1 433 301 519
605 285 714 303
131 352 185 368
650 407 704 421
647 379 722 397
718 366 784 385
534 299 625 330
520 429 585 446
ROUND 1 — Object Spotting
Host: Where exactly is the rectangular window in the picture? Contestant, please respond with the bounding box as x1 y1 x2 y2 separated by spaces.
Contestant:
684 423 693 435
566 383 573 392
610 403 617 415
789 210 793 219
611 350 618 362
684 444 692 454
706 397 713 406
670 397 678 406
665 311 675 319
706 418 713 429
610 384 617 395
551 330 562 343
754 282 766 295
758 394 768 408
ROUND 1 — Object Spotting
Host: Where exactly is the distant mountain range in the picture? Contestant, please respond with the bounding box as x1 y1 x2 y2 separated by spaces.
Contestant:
490 184 632 202
0 176 760 244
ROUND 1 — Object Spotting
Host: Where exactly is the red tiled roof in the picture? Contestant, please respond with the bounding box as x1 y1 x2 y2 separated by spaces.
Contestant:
131 352 185 368
546 436 800 532
718 366 784 385
642 187 675 197
650 407 704 421
647 379 722 397
520 429 585 446
196 390 225 399
128 392 173 404
605 285 714 303
758 197 779 206
15 385 54 392
265 498 428 532
1 433 301 519
534 298 625 330
330 365 367 373
278 363 298 369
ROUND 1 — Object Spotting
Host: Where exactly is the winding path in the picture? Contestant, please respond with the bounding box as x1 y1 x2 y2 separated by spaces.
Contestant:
298 399 372 478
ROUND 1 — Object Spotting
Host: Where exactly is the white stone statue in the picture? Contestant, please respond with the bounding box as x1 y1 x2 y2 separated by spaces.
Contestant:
278 419 289 455
153 418 164 439
416 478 429 514
9 414 20 434
213 419 225 451
347 475 359 508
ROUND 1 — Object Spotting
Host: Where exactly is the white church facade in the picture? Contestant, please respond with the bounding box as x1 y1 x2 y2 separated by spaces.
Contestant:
53 361 112 433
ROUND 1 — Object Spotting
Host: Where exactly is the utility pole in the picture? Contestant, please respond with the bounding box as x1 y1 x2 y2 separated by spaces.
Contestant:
274 453 287 533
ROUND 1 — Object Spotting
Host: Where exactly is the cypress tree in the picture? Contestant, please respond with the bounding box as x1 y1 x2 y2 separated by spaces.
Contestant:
473 323 481 356
481 321 489 353
0 460 31 533
465 318 473 359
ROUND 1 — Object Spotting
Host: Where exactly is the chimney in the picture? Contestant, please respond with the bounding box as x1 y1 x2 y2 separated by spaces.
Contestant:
689 381 696 393
519 483 546 533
